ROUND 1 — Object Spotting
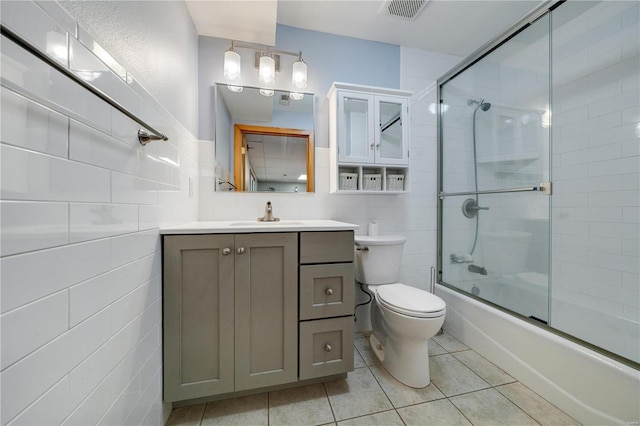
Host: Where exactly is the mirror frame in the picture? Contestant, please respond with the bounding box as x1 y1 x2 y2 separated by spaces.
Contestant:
233 124 315 192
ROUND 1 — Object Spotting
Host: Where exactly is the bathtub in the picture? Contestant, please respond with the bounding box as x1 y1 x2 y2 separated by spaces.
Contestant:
436 284 640 425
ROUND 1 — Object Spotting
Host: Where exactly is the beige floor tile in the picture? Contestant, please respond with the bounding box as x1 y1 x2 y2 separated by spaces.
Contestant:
166 403 206 426
268 383 334 426
430 354 490 396
496 382 582 426
353 337 380 366
453 350 515 386
201 393 268 425
450 388 539 426
428 338 448 356
398 399 472 426
353 345 367 369
433 332 469 352
324 367 393 421
337 410 404 425
370 365 444 408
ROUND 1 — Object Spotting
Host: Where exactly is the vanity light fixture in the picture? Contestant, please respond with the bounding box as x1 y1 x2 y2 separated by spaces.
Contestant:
290 92 304 101
224 45 241 80
292 54 307 89
259 54 276 84
227 85 243 93
259 88 274 97
223 40 307 90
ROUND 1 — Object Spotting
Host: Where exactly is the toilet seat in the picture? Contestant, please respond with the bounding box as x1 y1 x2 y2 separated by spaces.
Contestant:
376 283 446 318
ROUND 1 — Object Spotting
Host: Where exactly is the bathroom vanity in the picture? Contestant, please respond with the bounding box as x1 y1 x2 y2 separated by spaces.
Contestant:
160 220 357 403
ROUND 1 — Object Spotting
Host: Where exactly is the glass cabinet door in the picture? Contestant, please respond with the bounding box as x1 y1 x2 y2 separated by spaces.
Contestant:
375 95 409 165
338 92 375 163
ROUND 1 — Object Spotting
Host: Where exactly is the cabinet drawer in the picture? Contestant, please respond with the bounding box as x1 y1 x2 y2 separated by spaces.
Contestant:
300 231 354 264
300 264 354 320
299 317 354 380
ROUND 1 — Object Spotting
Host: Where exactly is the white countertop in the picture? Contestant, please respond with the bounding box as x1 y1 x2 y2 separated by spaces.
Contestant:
160 220 359 234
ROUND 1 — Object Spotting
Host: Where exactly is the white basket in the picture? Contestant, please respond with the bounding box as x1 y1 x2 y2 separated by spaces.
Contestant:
363 174 382 191
386 174 405 191
339 172 358 190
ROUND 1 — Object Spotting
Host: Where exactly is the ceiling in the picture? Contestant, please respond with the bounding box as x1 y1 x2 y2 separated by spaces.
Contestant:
186 0 543 57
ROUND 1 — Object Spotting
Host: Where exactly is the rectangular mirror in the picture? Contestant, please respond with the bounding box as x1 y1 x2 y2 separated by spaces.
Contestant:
215 83 315 192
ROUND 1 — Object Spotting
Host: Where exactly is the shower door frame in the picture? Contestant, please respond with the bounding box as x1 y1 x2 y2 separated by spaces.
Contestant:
435 0 640 370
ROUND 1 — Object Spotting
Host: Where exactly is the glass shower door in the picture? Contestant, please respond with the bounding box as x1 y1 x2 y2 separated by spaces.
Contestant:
439 13 551 322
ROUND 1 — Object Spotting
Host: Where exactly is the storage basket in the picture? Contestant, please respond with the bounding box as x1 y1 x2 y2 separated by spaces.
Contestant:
363 174 382 191
339 172 358 190
386 174 405 191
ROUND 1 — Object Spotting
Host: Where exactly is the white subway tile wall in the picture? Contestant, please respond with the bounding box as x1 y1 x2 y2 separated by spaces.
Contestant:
551 0 640 358
0 2 197 425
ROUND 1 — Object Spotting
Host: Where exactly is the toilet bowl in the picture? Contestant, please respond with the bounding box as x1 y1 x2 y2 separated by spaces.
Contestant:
355 235 446 388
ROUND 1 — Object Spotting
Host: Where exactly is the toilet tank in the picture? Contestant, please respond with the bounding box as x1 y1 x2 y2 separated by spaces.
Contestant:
354 235 406 285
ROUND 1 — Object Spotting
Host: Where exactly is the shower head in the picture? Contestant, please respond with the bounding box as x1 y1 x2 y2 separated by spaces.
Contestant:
467 98 491 111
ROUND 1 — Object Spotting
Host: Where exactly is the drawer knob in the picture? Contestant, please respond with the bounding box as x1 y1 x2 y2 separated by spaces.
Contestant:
325 288 333 296
222 248 231 255
324 344 332 352
237 247 245 255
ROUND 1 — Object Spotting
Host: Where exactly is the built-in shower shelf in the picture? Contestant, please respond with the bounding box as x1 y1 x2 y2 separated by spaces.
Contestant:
477 153 539 164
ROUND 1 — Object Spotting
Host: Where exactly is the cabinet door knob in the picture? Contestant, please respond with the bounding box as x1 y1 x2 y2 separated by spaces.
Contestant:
236 247 245 255
222 247 231 255
370 143 375 150
324 344 332 352
325 288 333 296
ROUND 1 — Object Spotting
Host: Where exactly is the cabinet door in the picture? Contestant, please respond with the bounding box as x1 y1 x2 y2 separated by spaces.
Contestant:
234 233 298 391
375 95 409 165
338 91 375 164
163 234 235 401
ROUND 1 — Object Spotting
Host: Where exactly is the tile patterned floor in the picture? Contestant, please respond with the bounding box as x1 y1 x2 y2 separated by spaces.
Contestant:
166 332 581 426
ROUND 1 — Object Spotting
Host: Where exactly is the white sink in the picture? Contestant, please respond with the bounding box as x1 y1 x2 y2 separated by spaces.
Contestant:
228 221 305 226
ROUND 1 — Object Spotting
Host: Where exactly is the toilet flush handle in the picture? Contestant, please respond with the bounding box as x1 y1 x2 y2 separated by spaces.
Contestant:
356 246 369 252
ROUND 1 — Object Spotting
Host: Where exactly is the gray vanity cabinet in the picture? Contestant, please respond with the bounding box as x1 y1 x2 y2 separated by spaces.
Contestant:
163 232 298 402
298 231 355 380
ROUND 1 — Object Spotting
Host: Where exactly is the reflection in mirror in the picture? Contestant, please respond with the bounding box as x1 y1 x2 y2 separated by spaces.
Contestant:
379 101 403 160
215 84 315 192
234 124 314 192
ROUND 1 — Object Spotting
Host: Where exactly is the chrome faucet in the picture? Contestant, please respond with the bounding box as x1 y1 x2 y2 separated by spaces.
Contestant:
258 201 279 222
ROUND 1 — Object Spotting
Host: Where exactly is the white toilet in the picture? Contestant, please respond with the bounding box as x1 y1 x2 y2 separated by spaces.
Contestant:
355 235 446 388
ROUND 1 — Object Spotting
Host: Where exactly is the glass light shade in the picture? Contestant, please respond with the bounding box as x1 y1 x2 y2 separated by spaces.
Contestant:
259 55 275 84
259 89 274 97
227 85 243 93
292 59 307 89
224 48 241 81
290 92 304 101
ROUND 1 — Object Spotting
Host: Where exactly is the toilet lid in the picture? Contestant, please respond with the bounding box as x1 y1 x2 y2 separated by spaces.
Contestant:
376 283 446 318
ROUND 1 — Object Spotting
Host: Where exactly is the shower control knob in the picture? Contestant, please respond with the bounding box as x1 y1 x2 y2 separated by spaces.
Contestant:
325 288 333 296
324 344 332 352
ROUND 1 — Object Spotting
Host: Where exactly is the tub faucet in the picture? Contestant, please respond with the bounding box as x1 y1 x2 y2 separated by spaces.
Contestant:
468 264 488 275
258 201 279 222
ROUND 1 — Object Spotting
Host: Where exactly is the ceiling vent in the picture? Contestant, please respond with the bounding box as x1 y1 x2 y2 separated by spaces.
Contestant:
380 0 429 20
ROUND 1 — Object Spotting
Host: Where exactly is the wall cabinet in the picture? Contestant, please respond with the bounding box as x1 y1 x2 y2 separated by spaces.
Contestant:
163 233 298 402
163 230 354 403
329 82 412 193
